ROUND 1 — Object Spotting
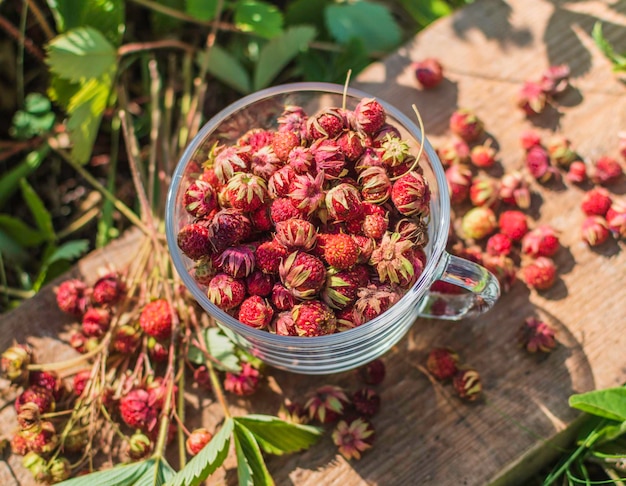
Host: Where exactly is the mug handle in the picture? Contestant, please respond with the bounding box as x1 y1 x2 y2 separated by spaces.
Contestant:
419 252 501 320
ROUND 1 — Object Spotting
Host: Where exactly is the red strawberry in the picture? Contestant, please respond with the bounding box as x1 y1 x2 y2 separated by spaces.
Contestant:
177 223 211 260
353 98 385 135
413 58 444 89
207 273 246 310
292 300 337 337
323 233 359 270
279 251 327 299
238 296 274 330
325 183 363 222
139 299 173 341
255 240 289 275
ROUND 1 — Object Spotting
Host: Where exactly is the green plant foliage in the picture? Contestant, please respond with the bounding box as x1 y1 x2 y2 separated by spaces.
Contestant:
592 22 626 72
284 0 330 32
233 421 275 486
569 387 626 422
297 37 370 83
235 0 284 39
399 0 453 26
0 146 49 210
166 417 233 486
19 179 55 242
234 415 323 455
187 327 241 372
186 0 218 21
253 25 316 91
199 46 252 94
324 1 401 54
57 459 153 485
0 215 45 248
0 229 29 264
46 0 125 45
10 94 55 140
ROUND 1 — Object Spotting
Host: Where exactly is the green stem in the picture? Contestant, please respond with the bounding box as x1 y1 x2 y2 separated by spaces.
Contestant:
96 115 121 248
17 0 28 107
49 140 151 235
177 351 186 468
207 358 230 418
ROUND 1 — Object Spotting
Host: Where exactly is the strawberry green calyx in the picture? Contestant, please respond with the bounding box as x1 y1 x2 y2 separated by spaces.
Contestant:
379 135 412 168
358 166 391 204
288 171 325 216
391 171 431 217
325 183 363 222
321 271 359 310
212 144 251 184
369 232 416 286
224 172 268 212
279 251 326 300
275 219 317 251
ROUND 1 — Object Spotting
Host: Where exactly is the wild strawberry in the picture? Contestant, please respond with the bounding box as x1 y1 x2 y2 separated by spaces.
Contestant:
29 371 61 400
461 207 497 240
245 270 273 297
469 175 500 208
17 401 42 431
139 299 173 341
224 363 260 396
606 199 626 238
358 359 386 385
268 165 296 198
352 388 381 417
426 348 459 380
321 271 359 309
255 239 289 274
82 307 111 337
251 145 283 181
395 218 429 247
445 164 473 205
519 129 542 150
55 279 89 316
292 300 337 337
91 272 125 306
352 285 400 325
11 432 29 455
540 64 570 95
119 388 159 431
567 161 587 183
391 171 431 217
498 210 529 241
128 432 153 460
517 80 547 115
518 317 556 353
437 138 470 166
470 142 496 168
358 166 391 204
212 144 251 184
497 174 527 210
186 428 213 456
279 251 326 299
521 225 560 257
486 233 513 256
271 283 296 311
270 311 297 336
16 386 55 414
183 179 217 218
238 296 274 330
23 451 51 482
148 337 169 363
192 256 219 285
218 245 255 279
322 233 359 270
412 58 444 89
1 344 32 382
278 399 309 424
177 223 211 260
482 254 517 293
336 306 358 331
278 105 308 138
450 108 484 142
312 138 347 179
305 385 349 423
350 235 374 264
526 145 556 182
307 107 346 139
325 183 363 223
275 219 317 251
581 188 612 216
332 418 375 460
207 273 246 310
581 216 610 246
453 369 483 401
112 325 141 354
270 197 301 223
355 147 384 172
546 136 577 167
370 232 421 287
208 209 251 252
287 146 314 174
224 173 268 212
239 128 274 151
521 257 557 290
353 98 385 135
249 204 272 232
338 130 366 161
26 420 58 455
271 130 300 162
289 171 325 216
379 135 412 168
362 213 387 240
49 455 70 480
72 370 91 396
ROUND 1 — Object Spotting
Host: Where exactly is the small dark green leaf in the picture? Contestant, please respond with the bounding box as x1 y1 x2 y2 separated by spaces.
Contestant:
46 0 86 33
0 146 49 210
0 229 29 263
324 1 401 53
235 1 283 39
25 93 52 115
56 460 151 485
133 458 176 486
0 215 45 247
233 421 274 486
235 415 322 455
253 26 316 91
46 239 89 265
398 0 452 26
592 22 626 72
19 179 55 242
285 0 329 31
198 46 251 94
167 417 233 486
186 0 218 21
81 0 125 46
46 27 117 82
570 387 626 422
10 110 56 139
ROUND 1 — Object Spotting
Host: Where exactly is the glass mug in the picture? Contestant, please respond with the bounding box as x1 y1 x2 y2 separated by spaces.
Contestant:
165 82 500 374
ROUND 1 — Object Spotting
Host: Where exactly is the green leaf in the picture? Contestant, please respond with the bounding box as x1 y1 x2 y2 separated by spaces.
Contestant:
166 417 233 486
399 0 452 26
324 1 401 53
186 0 218 21
188 327 241 372
48 76 80 110
233 421 275 486
0 215 45 247
235 415 322 455
0 228 29 263
10 111 56 139
284 0 329 31
25 93 52 115
46 239 89 265
46 27 117 82
19 179 55 242
47 0 124 45
198 45 251 94
235 1 283 39
0 147 49 210
570 387 626 422
57 460 151 485
133 458 176 486
46 0 85 33
253 25 316 91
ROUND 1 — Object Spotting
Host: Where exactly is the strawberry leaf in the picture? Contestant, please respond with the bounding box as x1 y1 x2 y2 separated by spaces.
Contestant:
235 415 322 455
188 327 241 372
56 459 152 485
186 0 218 21
19 178 55 242
197 45 251 94
233 421 275 486
133 458 176 486
0 215 46 247
0 146 49 210
167 417 233 486
235 0 283 39
569 386 626 422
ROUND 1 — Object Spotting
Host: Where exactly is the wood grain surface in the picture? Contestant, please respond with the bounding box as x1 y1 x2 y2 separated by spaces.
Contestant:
2 1 626 485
